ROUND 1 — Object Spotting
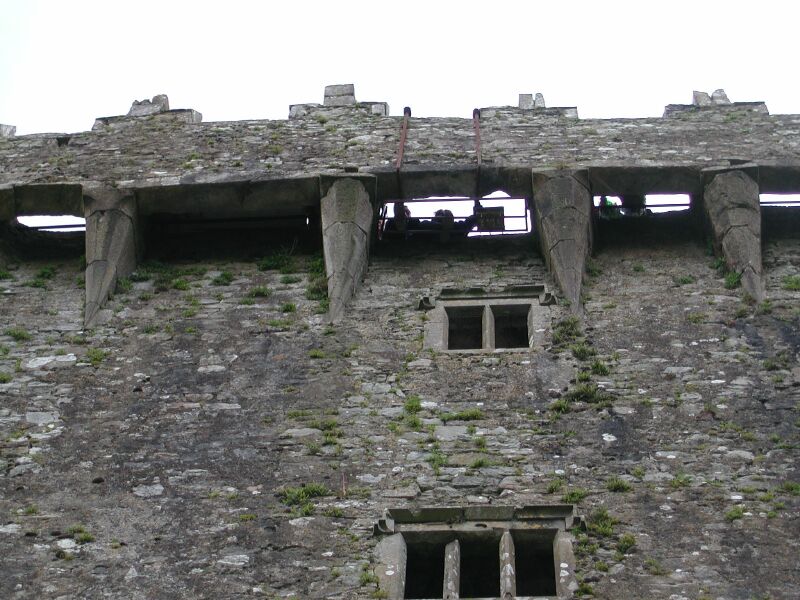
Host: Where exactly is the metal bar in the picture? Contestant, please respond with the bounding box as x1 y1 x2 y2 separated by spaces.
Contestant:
148 216 309 226
395 107 411 171
443 539 460 600
473 108 482 167
382 197 527 204
397 226 530 234
27 224 86 231
499 531 517 599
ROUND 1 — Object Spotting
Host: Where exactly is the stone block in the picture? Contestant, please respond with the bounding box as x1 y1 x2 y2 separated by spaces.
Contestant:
0 124 15 137
369 102 389 116
83 184 137 217
519 94 534 109
711 89 731 105
693 91 712 106
324 84 355 97
534 93 546 108
128 94 170 117
324 95 357 107
288 103 318 118
14 183 83 217
324 84 356 107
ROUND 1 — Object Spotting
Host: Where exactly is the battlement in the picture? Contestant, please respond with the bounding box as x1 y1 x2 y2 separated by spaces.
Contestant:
0 84 799 600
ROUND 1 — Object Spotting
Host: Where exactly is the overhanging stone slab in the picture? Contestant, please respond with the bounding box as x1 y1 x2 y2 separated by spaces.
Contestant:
13 183 84 217
758 164 800 193
136 178 320 219
589 166 702 196
389 167 478 202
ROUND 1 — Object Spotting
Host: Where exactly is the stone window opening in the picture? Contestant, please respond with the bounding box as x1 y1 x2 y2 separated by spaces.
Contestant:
374 506 579 600
424 286 554 353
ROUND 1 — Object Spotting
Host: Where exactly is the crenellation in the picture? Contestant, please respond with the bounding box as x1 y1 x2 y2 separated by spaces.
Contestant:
127 94 170 117
0 84 798 599
323 83 357 106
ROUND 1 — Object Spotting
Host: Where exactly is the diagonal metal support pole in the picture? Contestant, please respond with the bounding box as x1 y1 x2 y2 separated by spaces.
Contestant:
473 108 482 198
395 106 411 199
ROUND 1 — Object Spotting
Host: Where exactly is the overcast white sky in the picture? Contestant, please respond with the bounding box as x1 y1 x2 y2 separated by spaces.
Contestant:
2 0 799 135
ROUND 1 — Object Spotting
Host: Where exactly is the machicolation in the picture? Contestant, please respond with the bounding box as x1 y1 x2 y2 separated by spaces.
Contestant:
0 85 798 599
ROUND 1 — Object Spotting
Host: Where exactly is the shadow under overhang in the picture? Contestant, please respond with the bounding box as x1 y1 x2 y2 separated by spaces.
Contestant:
135 176 321 220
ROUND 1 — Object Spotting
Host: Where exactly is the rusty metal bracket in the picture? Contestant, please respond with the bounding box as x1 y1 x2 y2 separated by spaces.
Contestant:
395 106 411 199
472 108 482 167
395 106 411 170
473 108 482 197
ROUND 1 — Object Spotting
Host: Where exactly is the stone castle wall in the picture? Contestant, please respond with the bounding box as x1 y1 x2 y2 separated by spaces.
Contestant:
0 87 798 599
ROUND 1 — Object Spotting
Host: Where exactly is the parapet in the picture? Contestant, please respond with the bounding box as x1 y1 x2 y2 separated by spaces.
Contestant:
663 88 768 117
92 94 202 131
289 83 389 118
519 92 546 109
128 94 170 116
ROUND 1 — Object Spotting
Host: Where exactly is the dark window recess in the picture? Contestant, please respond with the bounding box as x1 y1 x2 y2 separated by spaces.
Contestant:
513 530 557 597
403 530 555 598
446 306 483 350
459 533 501 598
404 539 446 599
493 305 530 349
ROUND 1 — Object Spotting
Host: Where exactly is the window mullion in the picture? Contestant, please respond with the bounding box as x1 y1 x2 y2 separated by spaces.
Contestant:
499 530 517 599
483 305 494 350
443 538 461 599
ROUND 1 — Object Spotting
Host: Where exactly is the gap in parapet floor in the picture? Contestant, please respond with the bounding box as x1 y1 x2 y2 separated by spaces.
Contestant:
2 218 86 260
373 231 540 262
594 203 701 251
0 220 86 331
143 218 321 262
761 194 800 240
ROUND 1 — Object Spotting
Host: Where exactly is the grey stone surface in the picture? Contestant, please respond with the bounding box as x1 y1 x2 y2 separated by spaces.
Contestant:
0 87 799 600
692 91 712 106
532 169 592 314
704 169 764 301
324 84 356 107
711 88 731 105
0 87 793 193
321 177 373 322
0 124 15 137
519 94 534 109
128 94 170 117
375 534 406 600
535 92 546 108
84 188 139 326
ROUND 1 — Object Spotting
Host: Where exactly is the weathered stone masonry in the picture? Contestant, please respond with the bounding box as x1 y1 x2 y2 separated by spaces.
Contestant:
0 86 798 599
2 85 798 322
